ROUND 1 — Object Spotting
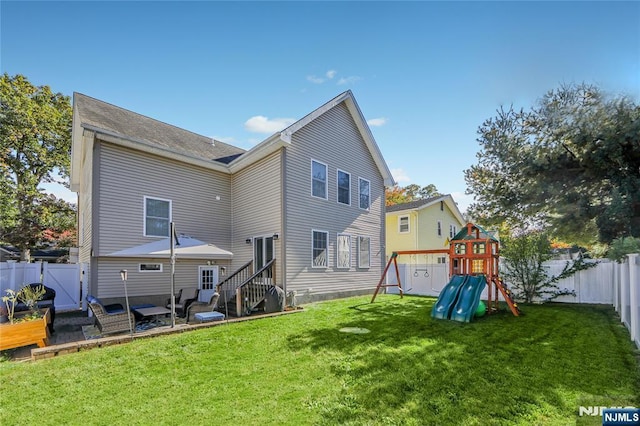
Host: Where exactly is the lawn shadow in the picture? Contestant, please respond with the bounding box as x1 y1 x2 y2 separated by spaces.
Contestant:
287 296 639 424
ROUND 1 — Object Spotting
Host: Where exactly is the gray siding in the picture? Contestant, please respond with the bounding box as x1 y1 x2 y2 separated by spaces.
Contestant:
95 257 231 305
284 103 385 298
230 151 282 281
78 132 94 262
95 141 232 255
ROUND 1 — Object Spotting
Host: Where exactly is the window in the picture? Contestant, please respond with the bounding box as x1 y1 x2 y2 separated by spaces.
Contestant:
337 234 351 269
440 201 444 211
358 236 370 269
337 170 351 205
139 263 163 272
450 224 457 239
311 160 327 199
312 230 328 268
144 196 171 237
437 220 442 237
359 178 370 210
398 215 410 233
437 256 447 264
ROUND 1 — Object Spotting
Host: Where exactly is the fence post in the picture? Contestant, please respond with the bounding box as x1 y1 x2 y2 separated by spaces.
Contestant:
620 259 630 327
613 261 620 313
628 254 639 347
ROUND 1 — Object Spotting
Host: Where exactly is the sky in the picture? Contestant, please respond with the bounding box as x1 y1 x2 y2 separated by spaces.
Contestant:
2 1 639 213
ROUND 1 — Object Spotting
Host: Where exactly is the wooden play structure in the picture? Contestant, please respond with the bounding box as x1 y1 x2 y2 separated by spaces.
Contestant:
371 222 520 316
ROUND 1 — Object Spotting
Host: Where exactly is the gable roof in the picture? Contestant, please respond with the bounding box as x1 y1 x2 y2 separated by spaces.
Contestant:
386 194 466 224
74 93 245 163
71 90 394 189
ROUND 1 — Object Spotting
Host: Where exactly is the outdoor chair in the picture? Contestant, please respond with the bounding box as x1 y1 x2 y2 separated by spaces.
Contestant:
185 293 220 324
87 298 136 335
166 287 199 318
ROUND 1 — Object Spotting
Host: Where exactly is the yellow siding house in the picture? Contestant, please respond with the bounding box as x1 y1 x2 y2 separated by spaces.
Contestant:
386 194 465 262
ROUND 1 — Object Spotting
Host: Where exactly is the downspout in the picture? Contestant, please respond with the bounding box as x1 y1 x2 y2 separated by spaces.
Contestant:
280 148 287 298
414 210 419 251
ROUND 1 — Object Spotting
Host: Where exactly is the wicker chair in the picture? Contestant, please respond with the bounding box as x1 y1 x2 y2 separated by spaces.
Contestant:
166 288 199 318
185 293 220 324
88 301 136 335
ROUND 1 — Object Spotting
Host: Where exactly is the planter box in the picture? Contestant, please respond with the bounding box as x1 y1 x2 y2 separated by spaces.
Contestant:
0 308 51 351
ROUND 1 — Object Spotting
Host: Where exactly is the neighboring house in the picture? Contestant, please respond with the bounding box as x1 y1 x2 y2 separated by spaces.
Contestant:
385 195 466 262
70 90 394 308
384 195 466 296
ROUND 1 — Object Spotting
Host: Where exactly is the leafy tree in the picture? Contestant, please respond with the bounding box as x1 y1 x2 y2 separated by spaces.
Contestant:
0 74 75 260
385 184 442 206
465 83 640 245
501 230 597 303
606 236 640 263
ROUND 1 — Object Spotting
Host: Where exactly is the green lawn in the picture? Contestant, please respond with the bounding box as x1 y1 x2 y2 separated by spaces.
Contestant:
1 295 638 425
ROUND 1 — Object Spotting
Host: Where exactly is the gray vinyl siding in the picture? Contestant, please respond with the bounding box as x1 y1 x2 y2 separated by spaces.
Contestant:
230 151 282 282
95 141 232 255
78 133 94 262
94 257 231 306
284 103 385 298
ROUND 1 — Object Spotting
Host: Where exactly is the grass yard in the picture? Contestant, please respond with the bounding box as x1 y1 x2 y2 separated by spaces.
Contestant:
1 295 638 425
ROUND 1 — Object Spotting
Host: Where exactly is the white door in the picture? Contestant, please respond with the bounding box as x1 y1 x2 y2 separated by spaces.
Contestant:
198 266 219 302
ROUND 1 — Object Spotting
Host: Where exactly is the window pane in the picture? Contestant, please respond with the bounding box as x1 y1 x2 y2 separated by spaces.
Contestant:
359 179 370 209
338 171 350 205
399 217 409 233
312 161 327 198
358 236 370 268
312 231 327 267
145 198 170 237
337 234 350 268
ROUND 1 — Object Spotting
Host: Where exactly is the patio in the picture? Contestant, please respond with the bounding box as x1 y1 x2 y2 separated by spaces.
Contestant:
4 308 301 361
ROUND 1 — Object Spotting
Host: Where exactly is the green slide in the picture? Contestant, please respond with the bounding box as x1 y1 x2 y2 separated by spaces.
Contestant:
449 275 487 323
431 275 468 320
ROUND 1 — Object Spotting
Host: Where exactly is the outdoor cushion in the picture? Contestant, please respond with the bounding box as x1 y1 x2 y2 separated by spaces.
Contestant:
194 311 225 322
87 295 124 314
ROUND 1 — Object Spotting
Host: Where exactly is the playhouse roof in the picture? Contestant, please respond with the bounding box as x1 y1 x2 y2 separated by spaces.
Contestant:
452 223 499 242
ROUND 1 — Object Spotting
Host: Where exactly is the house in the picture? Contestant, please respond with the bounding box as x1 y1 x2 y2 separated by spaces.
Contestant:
70 90 394 311
384 195 465 296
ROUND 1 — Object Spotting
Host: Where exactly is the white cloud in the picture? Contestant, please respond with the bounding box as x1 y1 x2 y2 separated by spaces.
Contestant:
244 115 296 134
326 70 337 79
390 168 411 184
337 76 361 85
307 75 325 84
367 117 387 127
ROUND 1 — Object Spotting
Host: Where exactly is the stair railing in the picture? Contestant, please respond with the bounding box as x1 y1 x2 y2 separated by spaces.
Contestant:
217 260 253 308
236 259 276 316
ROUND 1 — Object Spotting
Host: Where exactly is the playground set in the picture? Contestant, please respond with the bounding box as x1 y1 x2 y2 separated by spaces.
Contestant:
371 222 520 322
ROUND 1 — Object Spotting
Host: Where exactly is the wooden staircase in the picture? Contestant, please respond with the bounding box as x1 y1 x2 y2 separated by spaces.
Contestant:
216 259 276 318
494 278 520 316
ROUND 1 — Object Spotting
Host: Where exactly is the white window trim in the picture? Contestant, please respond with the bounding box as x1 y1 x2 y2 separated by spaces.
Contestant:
311 229 329 269
450 224 457 239
143 196 172 237
358 177 371 211
311 159 328 200
437 220 442 238
358 236 371 269
138 263 163 272
398 215 410 233
336 169 351 206
336 233 351 269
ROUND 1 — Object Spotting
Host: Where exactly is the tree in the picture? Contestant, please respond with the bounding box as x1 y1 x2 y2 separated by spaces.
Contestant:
465 83 640 245
385 184 442 206
0 74 75 260
501 230 596 303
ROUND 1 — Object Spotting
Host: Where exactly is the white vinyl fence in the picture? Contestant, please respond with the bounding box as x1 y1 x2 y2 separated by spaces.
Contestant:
613 254 640 349
0 262 84 311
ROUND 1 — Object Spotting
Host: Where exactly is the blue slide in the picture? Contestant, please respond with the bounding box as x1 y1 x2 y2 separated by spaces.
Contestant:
431 275 468 320
449 275 487 323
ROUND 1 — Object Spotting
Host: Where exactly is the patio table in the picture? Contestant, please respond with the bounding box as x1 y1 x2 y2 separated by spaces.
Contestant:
133 306 171 328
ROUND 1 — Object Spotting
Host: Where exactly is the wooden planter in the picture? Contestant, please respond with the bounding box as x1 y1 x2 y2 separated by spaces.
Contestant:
0 308 51 351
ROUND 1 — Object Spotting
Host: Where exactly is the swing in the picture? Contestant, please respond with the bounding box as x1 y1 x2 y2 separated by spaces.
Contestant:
413 254 429 277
